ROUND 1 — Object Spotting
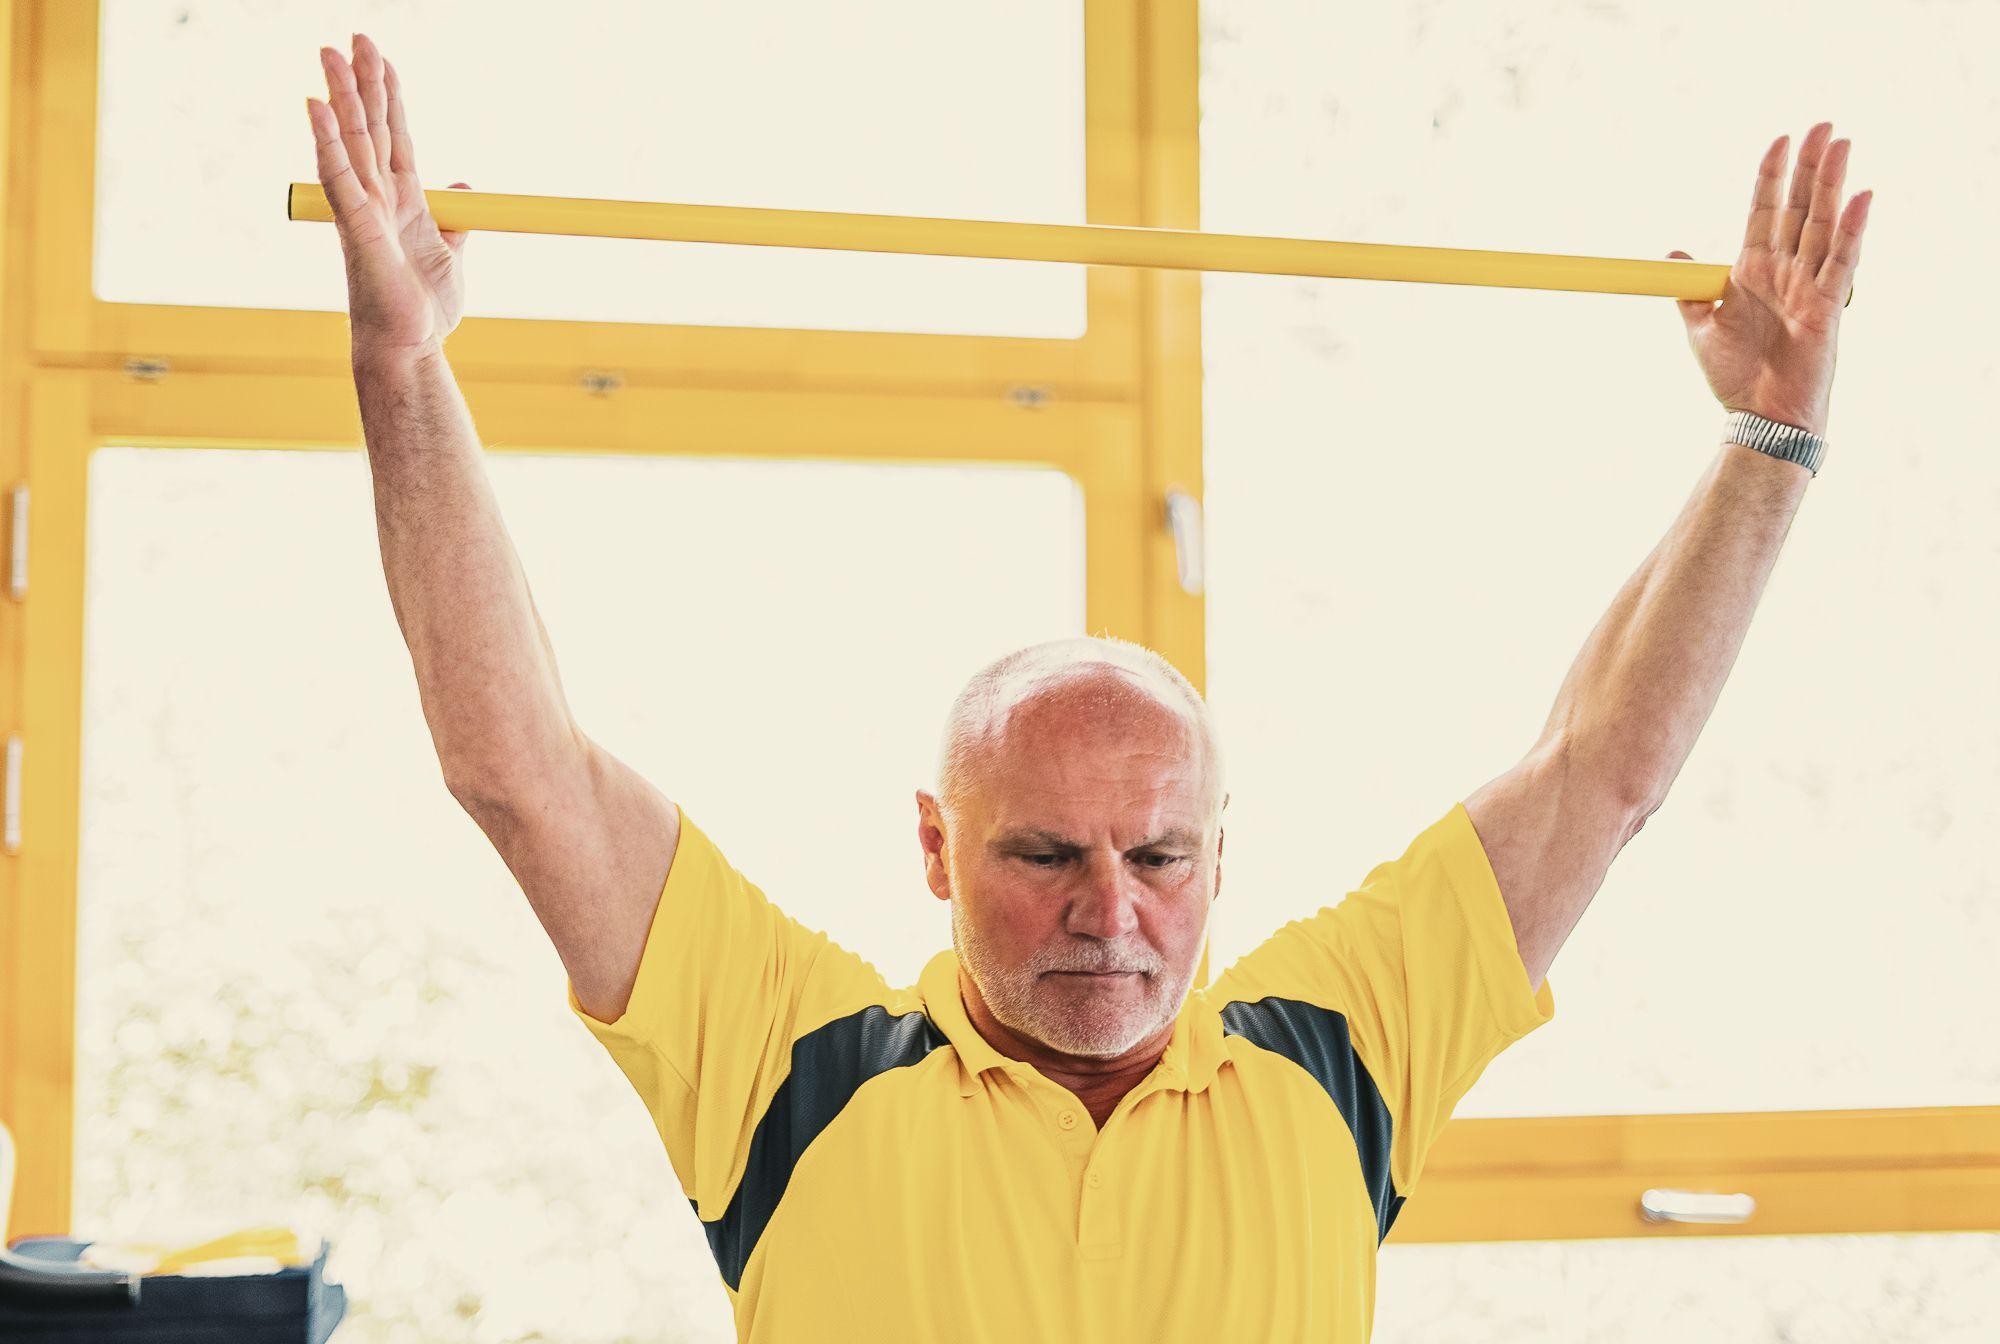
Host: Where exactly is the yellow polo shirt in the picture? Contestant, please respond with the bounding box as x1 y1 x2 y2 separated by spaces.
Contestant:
567 800 1554 1342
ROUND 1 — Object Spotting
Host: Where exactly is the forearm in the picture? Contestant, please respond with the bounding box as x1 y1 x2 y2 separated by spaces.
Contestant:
354 346 582 798
1540 439 1813 812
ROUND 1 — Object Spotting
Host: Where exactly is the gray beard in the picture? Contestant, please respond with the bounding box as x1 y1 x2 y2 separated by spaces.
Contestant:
950 899 1196 1059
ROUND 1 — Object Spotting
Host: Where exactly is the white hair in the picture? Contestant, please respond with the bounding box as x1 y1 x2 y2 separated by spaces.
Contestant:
933 635 1225 830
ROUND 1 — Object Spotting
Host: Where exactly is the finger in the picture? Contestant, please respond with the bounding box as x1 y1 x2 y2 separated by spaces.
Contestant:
1666 250 1713 326
1776 122 1832 256
1742 133 1788 253
383 58 418 177
441 182 471 253
319 46 380 192
306 97 369 222
1797 138 1850 276
1815 190 1872 303
351 34 394 191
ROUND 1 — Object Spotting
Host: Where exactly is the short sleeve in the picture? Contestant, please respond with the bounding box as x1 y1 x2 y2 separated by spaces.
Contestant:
1207 800 1554 1195
564 809 893 1217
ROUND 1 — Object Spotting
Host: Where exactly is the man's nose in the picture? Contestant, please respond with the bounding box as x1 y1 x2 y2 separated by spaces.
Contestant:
1064 854 1141 939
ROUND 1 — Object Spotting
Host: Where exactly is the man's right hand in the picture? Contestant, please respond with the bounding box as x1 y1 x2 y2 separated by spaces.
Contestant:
308 34 468 362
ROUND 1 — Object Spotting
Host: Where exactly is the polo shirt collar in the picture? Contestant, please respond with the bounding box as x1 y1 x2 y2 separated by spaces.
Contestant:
916 949 1227 1100
917 949 1020 1095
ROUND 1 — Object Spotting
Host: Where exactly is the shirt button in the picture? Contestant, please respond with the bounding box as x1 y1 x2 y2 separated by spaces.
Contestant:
1087 1171 1103 1189
1057 1110 1079 1130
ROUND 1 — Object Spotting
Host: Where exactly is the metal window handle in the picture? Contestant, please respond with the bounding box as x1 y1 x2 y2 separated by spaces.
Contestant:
3 734 20 855
1164 489 1204 596
1639 1188 1756 1224
7 483 26 601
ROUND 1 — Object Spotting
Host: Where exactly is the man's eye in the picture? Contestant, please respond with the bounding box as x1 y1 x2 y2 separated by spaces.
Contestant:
1017 852 1184 868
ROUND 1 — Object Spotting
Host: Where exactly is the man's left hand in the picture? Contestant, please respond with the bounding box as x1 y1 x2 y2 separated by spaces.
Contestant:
1666 121 1873 440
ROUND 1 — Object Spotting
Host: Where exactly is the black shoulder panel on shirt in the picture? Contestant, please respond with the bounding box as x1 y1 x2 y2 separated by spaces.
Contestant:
696 1002 950 1291
1219 997 1406 1242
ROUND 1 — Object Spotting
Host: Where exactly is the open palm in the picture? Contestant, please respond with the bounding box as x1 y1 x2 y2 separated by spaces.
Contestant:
1667 123 1872 439
307 34 468 358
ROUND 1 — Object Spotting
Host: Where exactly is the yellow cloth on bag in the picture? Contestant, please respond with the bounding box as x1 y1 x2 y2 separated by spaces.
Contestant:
78 1222 318 1276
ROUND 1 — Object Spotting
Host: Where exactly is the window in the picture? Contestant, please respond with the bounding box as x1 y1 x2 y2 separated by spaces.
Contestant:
1200 0 1994 1123
71 444 1085 1341
1375 1233 2000 1339
2 0 1206 1289
94 0 1089 336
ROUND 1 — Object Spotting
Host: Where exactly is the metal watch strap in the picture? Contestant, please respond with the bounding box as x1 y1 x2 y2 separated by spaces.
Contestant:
1722 409 1826 478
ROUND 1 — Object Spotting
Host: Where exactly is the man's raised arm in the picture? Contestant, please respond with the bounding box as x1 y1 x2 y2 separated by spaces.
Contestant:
1551 124 1869 811
309 35 681 1022
1467 123 1871 989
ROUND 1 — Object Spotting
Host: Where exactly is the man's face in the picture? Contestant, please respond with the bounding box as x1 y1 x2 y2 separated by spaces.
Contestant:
917 676 1222 1061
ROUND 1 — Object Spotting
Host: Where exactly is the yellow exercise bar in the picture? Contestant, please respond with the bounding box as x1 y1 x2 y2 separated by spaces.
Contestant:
286 183 1854 307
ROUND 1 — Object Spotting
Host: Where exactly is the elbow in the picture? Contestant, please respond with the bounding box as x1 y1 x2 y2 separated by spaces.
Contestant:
1625 793 1661 844
440 751 503 808
1550 731 1664 842
444 768 510 821
442 723 592 813
1620 776 1667 847
443 756 536 817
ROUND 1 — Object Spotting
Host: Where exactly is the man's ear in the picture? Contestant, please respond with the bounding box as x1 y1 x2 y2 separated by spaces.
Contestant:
1212 822 1224 903
915 789 953 903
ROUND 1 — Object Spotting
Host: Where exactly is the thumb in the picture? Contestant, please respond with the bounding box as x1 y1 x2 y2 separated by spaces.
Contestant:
1666 250 1712 328
439 181 471 253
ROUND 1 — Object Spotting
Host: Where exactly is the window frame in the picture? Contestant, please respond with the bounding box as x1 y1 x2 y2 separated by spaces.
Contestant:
3 0 1994 1254
30 0 1148 395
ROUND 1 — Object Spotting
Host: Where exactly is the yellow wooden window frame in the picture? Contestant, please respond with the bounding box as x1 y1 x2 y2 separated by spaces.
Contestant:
30 0 1154 396
2 0 1994 1253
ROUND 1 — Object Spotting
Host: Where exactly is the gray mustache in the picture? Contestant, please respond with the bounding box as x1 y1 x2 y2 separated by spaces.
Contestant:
1036 951 1158 975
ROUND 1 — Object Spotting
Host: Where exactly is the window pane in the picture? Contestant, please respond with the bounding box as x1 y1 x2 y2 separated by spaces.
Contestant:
1374 1233 2000 1342
1200 0 1997 1116
72 444 1084 1343
95 0 1088 337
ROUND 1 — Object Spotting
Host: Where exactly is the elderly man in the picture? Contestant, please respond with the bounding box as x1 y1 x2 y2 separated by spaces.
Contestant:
308 32 1870 1343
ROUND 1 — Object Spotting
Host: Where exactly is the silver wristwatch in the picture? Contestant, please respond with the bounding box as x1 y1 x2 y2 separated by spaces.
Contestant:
1722 409 1826 478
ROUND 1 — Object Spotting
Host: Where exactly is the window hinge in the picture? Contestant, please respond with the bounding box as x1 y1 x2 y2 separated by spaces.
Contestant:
4 733 21 855
5 482 25 601
1164 487 1205 595
123 357 170 382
